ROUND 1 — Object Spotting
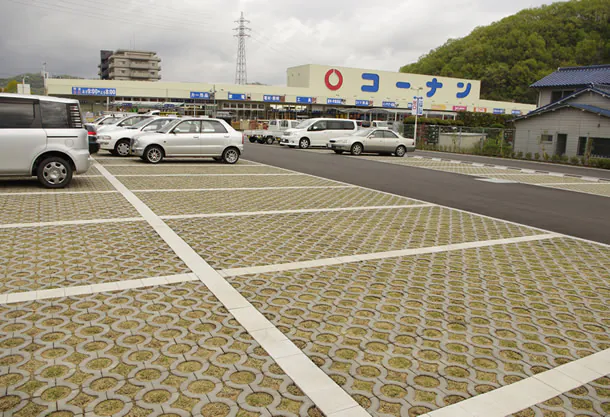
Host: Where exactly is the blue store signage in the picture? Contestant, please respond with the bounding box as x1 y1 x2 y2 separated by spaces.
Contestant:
355 99 372 106
72 87 116 96
190 91 210 99
327 98 344 105
296 96 314 104
382 101 397 108
263 95 282 102
493 108 505 114
228 93 246 100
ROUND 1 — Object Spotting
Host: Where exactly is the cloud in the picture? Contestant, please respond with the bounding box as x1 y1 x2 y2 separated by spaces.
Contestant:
0 0 557 85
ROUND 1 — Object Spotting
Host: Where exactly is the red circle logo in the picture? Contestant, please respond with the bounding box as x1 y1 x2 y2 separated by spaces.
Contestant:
324 69 343 91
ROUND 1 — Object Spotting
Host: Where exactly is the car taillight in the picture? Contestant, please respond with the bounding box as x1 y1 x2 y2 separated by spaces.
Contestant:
242 133 245 144
88 131 96 136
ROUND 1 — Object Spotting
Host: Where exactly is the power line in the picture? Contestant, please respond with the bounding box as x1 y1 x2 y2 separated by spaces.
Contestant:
234 11 250 85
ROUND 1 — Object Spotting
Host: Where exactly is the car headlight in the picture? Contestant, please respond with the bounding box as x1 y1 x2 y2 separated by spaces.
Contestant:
284 132 291 136
99 135 111 140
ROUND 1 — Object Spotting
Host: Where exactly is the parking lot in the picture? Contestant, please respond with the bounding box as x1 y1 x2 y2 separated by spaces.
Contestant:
0 152 609 417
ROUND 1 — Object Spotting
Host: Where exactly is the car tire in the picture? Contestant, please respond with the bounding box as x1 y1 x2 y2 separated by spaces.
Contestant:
222 147 240 164
257 137 265 144
115 139 131 157
37 156 73 188
109 150 118 156
144 146 164 164
266 136 275 145
350 143 363 156
213 157 222 162
395 145 407 157
333 150 343 154
248 137 257 143
299 138 310 149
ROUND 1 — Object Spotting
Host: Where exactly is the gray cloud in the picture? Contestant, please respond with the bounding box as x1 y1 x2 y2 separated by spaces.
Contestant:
0 0 557 84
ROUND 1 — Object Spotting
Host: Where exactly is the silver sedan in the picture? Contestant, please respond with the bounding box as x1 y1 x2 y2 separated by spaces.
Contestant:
327 128 415 156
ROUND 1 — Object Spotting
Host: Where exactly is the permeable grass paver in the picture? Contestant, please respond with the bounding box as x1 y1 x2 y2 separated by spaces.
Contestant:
227 237 610 416
0 222 189 293
543 182 610 198
120 174 341 190
105 165 290 175
0 192 138 224
0 282 321 417
138 187 420 216
0 177 115 193
167 206 540 269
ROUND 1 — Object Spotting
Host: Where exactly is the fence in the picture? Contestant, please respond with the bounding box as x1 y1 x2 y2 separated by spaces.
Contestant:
404 124 516 157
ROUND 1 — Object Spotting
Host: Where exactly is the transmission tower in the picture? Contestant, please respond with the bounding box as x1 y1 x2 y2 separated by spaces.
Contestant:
234 11 250 85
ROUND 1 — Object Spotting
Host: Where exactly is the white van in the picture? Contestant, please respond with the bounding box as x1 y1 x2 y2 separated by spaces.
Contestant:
280 118 358 148
0 93 90 188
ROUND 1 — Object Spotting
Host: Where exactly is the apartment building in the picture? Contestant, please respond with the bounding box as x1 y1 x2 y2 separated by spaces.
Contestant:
98 49 161 81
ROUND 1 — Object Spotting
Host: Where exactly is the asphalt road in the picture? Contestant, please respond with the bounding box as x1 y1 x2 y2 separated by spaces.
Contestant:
245 143 610 245
415 150 610 180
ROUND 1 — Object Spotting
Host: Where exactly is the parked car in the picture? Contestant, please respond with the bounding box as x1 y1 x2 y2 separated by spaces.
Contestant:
91 114 127 126
0 93 90 188
96 114 153 133
131 117 244 164
280 118 358 148
245 119 301 144
85 123 100 154
327 128 415 156
97 116 178 156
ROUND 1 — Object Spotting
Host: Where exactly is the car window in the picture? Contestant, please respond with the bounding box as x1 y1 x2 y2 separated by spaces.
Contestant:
311 121 327 131
0 99 40 129
174 120 201 134
40 101 70 129
118 117 138 127
280 120 288 128
353 128 373 137
370 130 385 138
270 120 277 126
99 117 118 125
141 119 169 131
132 118 158 129
295 120 312 129
327 120 342 130
201 120 227 134
341 121 355 130
383 130 399 138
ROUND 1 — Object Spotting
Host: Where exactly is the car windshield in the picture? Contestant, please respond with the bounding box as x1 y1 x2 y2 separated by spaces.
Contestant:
295 120 313 129
157 119 182 133
375 122 390 128
99 117 119 125
129 118 157 130
352 128 374 137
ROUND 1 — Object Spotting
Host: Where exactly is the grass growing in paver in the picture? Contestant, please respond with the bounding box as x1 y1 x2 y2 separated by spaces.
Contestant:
511 376 610 416
167 206 541 269
227 237 610 416
106 165 291 175
542 182 610 197
0 222 189 293
120 174 342 190
137 187 421 216
0 192 138 224
94 156 259 166
485 174 595 184
0 177 115 193
0 282 321 417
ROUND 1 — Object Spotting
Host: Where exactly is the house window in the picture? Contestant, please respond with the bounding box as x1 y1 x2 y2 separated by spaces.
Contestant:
578 137 610 158
540 134 553 143
550 90 575 103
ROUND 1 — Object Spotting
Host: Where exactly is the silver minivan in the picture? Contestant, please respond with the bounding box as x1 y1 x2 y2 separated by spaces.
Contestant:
0 93 90 188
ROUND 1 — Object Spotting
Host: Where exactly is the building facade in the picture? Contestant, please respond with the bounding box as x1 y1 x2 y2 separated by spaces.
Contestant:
98 49 161 81
513 65 610 158
49 64 535 120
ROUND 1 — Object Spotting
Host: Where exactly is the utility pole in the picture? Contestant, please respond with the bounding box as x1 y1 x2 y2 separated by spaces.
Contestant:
233 12 250 85
42 62 48 94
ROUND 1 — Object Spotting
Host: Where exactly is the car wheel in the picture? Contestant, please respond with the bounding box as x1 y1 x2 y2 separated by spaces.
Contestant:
257 137 265 144
115 139 131 157
248 137 257 143
350 143 363 156
144 146 164 164
333 150 343 154
222 148 240 164
37 156 73 188
395 145 407 157
299 138 310 149
266 136 275 145
109 150 118 156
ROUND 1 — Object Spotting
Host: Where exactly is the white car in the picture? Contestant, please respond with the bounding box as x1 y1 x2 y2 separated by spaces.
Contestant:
327 128 415 156
131 117 244 164
96 114 153 133
280 118 358 148
97 116 177 156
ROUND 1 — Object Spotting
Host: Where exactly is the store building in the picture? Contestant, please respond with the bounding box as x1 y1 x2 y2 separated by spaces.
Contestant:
513 65 610 158
47 64 535 120
98 49 161 81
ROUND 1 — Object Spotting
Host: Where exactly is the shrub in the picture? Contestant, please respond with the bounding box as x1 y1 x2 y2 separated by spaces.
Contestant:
543 152 550 161
569 156 580 165
516 151 524 159
534 153 541 160
580 156 586 165
560 155 569 163
590 158 610 169
551 154 560 162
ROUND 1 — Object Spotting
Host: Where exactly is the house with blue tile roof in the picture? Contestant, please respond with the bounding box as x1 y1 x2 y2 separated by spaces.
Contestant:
513 65 610 158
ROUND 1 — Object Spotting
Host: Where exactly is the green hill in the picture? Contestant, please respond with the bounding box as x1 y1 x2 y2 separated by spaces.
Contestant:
0 73 81 95
400 0 609 104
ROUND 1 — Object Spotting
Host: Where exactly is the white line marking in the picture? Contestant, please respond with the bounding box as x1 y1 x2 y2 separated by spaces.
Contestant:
427 348 610 417
134 185 355 193
0 217 145 229
0 273 198 304
113 173 304 177
93 162 366 416
538 182 604 186
98 163 265 167
160 204 434 220
475 178 517 184
220 234 559 277
0 190 119 196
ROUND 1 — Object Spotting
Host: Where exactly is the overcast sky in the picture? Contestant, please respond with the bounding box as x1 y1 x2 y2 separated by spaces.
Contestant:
1 0 559 85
